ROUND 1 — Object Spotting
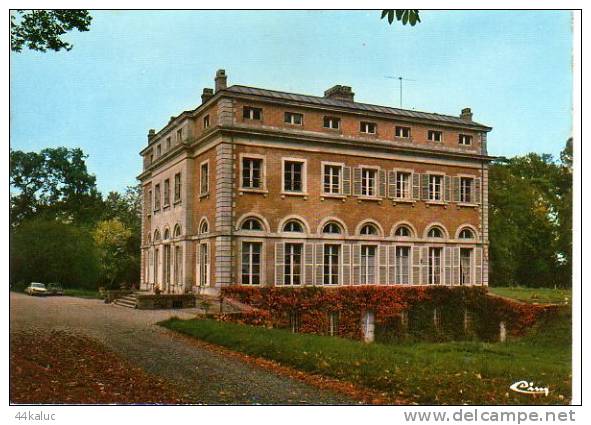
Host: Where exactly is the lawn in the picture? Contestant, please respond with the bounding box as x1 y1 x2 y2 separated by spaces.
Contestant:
160 306 571 405
488 287 571 305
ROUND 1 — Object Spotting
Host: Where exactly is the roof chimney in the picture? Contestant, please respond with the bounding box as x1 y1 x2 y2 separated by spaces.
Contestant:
215 69 227 92
324 85 355 102
201 88 214 103
460 107 473 121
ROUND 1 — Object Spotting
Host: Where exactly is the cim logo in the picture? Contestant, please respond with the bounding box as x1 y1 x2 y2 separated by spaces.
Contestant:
510 380 549 397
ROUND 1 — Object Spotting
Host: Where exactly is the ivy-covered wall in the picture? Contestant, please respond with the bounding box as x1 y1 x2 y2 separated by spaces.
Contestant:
221 286 558 342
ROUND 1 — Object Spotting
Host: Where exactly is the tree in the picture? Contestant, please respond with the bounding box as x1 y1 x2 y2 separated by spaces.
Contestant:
381 10 421 26
10 147 103 226
11 10 92 53
10 218 99 288
93 219 135 288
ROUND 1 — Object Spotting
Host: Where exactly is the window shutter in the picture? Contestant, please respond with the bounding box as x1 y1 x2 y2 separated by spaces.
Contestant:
352 244 361 285
474 247 483 285
444 246 453 285
388 171 396 199
342 166 352 195
421 246 429 284
304 243 314 285
412 173 421 200
453 176 460 203
379 245 388 284
412 246 421 284
275 242 285 286
342 244 351 285
453 246 460 285
421 174 430 200
353 167 362 196
315 243 324 285
205 243 210 286
474 178 482 204
388 245 396 284
195 245 200 286
379 170 387 198
444 175 452 202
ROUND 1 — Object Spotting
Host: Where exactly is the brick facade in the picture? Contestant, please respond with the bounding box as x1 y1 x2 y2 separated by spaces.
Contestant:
138 70 492 295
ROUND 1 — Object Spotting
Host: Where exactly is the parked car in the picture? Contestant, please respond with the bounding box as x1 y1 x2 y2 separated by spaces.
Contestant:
47 283 64 296
24 282 48 296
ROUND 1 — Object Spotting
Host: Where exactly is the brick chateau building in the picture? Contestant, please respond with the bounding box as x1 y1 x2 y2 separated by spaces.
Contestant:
138 70 492 295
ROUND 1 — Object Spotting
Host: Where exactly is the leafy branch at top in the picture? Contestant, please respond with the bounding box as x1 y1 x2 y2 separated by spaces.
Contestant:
381 10 421 26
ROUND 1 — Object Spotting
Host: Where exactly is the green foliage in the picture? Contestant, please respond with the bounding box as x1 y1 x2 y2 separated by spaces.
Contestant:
10 147 103 226
488 287 571 305
489 139 572 288
11 10 92 53
9 218 99 289
93 219 134 288
381 10 421 26
161 310 571 405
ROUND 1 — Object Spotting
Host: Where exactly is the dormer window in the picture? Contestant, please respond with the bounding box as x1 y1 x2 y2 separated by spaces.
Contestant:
284 112 303 125
428 130 442 142
243 106 262 120
395 126 411 138
203 115 210 129
323 116 340 130
166 137 171 150
360 121 376 134
177 128 183 142
459 134 473 145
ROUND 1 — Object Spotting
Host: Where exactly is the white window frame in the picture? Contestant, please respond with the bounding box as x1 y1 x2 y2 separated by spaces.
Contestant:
428 173 444 201
323 116 341 130
203 114 210 129
284 111 303 125
459 134 473 146
239 153 266 192
360 121 377 134
395 170 413 200
240 239 265 285
197 241 210 287
321 161 344 195
395 126 411 138
459 246 473 286
360 244 378 285
281 157 307 195
459 176 474 203
395 244 411 284
243 106 262 121
360 166 378 197
428 130 443 142
323 243 341 286
200 160 209 196
428 246 444 285
284 242 303 286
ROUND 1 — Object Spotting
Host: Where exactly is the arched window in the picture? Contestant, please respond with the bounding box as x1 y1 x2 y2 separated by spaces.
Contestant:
164 228 170 240
360 224 378 235
154 229 161 242
146 234 152 245
394 225 412 237
283 220 303 232
459 228 475 239
427 227 443 238
199 220 209 234
322 222 342 234
242 218 263 231
173 225 181 238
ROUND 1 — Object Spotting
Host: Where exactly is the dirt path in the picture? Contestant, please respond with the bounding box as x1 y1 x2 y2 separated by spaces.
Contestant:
10 292 354 405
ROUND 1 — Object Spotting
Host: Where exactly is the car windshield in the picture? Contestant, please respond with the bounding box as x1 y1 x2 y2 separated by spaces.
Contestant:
31 283 45 288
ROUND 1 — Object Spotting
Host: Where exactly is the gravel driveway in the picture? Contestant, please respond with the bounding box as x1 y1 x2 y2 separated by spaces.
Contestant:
10 292 354 405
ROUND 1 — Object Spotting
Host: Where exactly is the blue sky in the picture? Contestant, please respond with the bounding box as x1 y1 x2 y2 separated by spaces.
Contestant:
10 10 573 193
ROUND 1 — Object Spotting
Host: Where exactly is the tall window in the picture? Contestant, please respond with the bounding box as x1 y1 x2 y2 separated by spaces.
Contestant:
323 245 340 285
174 246 182 285
284 112 303 125
166 137 171 150
323 164 341 194
203 115 210 129
428 130 442 142
459 134 473 145
360 245 376 284
395 126 411 138
200 162 209 195
147 190 152 213
177 128 183 143
323 116 340 129
428 175 443 201
284 243 302 285
460 177 473 203
174 173 181 202
396 172 411 199
157 144 162 157
199 244 209 286
154 184 161 211
164 244 171 286
428 247 442 285
243 106 262 120
361 168 377 196
163 179 170 206
360 121 376 134
242 158 262 189
242 242 261 285
154 248 159 283
395 246 410 284
460 248 472 285
284 160 304 192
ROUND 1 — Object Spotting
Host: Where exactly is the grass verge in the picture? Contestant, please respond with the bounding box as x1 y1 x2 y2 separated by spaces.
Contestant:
488 287 571 305
160 308 571 405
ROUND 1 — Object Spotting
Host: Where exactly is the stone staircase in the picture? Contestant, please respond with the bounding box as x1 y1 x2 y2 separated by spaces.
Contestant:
113 293 137 309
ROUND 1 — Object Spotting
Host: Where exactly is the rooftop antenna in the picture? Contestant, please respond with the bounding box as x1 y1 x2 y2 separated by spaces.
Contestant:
385 76 416 108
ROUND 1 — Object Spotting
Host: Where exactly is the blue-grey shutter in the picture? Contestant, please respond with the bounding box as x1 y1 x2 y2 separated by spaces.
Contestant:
388 170 396 199
379 245 388 284
315 243 324 285
421 174 430 200
412 173 421 200
444 175 452 202
444 246 453 285
388 245 396 284
352 244 361 285
304 243 314 285
379 170 387 198
342 166 352 195
342 244 351 285
474 247 483 285
353 168 362 196
275 242 284 286
412 246 421 284
474 178 482 204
